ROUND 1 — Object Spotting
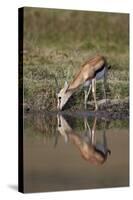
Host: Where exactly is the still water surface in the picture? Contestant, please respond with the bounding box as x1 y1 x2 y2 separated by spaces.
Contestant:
24 113 129 193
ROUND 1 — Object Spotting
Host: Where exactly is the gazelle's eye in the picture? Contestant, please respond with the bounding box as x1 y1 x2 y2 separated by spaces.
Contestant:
58 97 61 100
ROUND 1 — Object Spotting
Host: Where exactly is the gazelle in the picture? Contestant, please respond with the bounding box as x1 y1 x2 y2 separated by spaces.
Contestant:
57 114 111 165
57 55 110 110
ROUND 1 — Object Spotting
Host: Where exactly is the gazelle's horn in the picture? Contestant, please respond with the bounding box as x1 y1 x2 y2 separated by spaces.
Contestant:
51 74 60 94
52 75 60 94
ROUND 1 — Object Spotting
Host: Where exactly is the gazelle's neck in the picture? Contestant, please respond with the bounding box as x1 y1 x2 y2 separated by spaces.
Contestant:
57 88 74 110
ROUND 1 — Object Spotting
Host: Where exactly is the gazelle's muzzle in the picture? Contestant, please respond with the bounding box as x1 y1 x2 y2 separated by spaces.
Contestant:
57 99 63 110
57 102 61 110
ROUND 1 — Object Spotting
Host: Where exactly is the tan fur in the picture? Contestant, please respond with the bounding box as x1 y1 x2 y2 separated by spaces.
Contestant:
57 55 107 110
67 55 106 91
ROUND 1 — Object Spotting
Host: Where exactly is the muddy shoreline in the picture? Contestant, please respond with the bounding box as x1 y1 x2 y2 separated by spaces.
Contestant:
24 98 129 120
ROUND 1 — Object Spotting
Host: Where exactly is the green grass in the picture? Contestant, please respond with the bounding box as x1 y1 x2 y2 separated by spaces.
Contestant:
22 7 129 111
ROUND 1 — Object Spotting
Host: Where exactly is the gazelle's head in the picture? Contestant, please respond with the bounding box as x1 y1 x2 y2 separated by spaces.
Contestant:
57 114 72 133
57 81 72 110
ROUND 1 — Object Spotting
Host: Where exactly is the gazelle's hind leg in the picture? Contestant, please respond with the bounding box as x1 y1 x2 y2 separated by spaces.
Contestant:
84 84 92 109
92 78 98 111
101 119 111 155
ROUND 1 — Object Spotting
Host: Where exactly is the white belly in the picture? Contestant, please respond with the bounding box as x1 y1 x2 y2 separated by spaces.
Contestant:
83 66 107 87
84 80 91 87
96 67 106 80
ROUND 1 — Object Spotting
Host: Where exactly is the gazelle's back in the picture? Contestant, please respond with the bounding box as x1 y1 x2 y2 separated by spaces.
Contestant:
68 55 106 90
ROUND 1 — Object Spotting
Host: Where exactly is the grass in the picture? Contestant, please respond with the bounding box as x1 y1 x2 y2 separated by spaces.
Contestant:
22 7 129 111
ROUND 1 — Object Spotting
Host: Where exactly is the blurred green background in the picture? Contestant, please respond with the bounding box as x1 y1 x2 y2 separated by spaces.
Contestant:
23 7 129 111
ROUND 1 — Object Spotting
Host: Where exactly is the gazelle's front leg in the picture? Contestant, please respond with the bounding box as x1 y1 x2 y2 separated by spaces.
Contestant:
92 78 98 111
84 89 88 109
84 117 91 137
84 84 92 109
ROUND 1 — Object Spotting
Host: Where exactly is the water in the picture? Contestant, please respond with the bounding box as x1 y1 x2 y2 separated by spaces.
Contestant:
23 112 129 193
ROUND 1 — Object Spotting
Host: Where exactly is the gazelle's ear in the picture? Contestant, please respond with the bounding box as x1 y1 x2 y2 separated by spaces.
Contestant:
64 81 68 91
64 81 68 87
55 86 60 96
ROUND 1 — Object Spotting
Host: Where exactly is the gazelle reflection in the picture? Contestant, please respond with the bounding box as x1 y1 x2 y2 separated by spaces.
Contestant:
57 114 111 165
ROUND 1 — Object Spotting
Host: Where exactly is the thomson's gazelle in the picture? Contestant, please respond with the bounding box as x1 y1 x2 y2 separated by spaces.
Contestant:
57 55 110 110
